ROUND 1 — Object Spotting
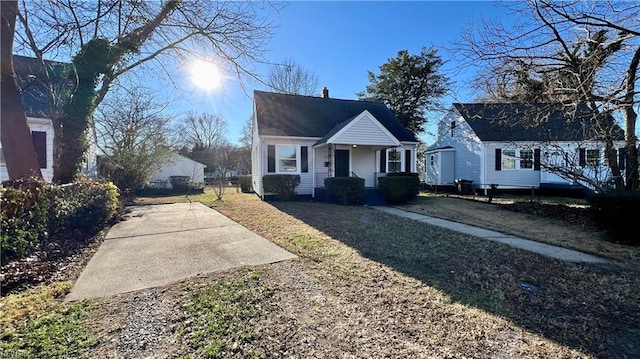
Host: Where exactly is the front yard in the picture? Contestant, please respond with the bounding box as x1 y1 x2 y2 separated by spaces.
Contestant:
2 189 639 357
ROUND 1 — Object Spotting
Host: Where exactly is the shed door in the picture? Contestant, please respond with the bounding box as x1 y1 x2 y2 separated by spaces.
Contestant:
335 150 350 177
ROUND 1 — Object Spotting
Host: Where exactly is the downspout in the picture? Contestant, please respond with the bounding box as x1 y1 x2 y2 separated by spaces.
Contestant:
312 146 316 198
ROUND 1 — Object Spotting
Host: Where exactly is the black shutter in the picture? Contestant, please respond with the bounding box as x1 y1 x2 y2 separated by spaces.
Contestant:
267 145 275 173
404 150 411 172
619 148 626 170
379 149 386 173
579 148 586 166
32 131 47 169
495 149 501 171
301 146 308 173
534 148 541 171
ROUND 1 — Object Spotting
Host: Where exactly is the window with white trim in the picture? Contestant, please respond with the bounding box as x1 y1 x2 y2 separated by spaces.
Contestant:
387 148 402 172
586 149 599 167
520 149 533 169
502 150 516 169
277 145 298 173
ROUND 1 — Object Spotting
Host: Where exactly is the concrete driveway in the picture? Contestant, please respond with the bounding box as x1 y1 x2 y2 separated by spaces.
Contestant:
65 202 296 302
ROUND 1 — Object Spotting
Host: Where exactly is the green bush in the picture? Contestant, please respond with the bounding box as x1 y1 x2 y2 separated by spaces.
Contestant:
378 175 420 204
1 177 120 261
588 190 640 245
170 176 190 191
47 179 120 240
263 175 300 201
324 177 365 205
239 175 253 193
0 178 50 260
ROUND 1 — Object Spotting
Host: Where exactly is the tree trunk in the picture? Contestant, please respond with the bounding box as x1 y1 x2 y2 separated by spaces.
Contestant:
0 1 42 181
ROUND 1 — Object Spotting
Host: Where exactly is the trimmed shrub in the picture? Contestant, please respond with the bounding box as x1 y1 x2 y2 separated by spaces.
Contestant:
47 179 120 240
170 176 190 191
378 175 420 204
588 190 640 245
1 177 120 261
385 172 420 177
263 174 300 200
0 178 50 260
324 177 365 205
239 175 253 193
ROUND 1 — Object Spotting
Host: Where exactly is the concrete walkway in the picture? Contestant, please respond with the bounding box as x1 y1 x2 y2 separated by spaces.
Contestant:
372 206 608 264
65 202 297 302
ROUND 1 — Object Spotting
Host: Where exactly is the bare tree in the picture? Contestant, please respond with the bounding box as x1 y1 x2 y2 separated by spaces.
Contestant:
0 1 41 180
267 57 320 96
175 112 228 151
12 0 275 183
457 0 640 189
174 112 228 172
95 86 174 195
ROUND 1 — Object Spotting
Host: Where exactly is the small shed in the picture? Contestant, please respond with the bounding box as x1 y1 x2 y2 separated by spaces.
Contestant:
149 154 206 188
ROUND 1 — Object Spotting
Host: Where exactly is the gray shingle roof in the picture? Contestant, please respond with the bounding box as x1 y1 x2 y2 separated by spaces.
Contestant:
254 90 418 142
453 103 624 142
13 55 69 118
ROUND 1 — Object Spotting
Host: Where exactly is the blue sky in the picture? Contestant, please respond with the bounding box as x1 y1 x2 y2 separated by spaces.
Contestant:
172 1 508 145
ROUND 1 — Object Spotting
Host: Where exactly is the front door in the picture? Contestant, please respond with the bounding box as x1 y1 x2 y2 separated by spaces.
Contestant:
335 150 350 177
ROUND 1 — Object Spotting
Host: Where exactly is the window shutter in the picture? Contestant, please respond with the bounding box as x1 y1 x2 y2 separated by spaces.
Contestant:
404 150 411 172
32 131 47 169
267 145 275 173
579 148 586 166
379 149 386 173
495 149 501 171
534 148 541 171
301 146 308 173
619 148 626 170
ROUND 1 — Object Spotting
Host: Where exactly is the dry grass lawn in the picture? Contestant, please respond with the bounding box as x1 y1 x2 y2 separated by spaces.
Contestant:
133 189 640 358
4 189 638 358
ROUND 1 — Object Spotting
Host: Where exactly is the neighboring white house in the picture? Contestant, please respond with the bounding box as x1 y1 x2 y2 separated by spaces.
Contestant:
251 88 419 199
149 153 206 188
0 55 97 183
426 103 626 192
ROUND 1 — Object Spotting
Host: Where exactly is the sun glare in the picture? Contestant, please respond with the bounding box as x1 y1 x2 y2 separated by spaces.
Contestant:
189 59 222 91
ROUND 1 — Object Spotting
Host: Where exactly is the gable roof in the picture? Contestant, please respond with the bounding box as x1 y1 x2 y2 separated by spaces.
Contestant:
314 110 401 147
453 103 625 142
254 90 418 142
13 55 69 118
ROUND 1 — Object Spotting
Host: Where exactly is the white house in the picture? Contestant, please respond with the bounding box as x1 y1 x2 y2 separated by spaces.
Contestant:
426 103 626 192
149 153 206 188
0 55 96 182
251 88 419 199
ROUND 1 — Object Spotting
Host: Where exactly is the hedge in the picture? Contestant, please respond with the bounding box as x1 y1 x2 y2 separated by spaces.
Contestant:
239 175 253 193
1 177 120 261
378 175 420 204
324 177 365 205
588 190 640 245
263 174 300 200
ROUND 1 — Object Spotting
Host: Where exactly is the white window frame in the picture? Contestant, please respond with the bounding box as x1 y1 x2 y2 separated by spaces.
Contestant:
276 145 300 174
502 149 516 170
502 149 535 170
586 149 600 167
519 149 534 169
387 148 403 173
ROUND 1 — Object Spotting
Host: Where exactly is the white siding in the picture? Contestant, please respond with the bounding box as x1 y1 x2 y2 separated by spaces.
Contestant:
483 142 541 188
251 115 263 197
0 117 55 182
149 154 206 188
330 112 399 146
260 137 316 196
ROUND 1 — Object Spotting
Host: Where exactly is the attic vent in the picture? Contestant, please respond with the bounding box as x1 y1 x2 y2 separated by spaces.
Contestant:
321 87 329 98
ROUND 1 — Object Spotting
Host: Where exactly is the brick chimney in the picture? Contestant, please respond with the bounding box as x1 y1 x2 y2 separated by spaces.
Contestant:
321 86 329 98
